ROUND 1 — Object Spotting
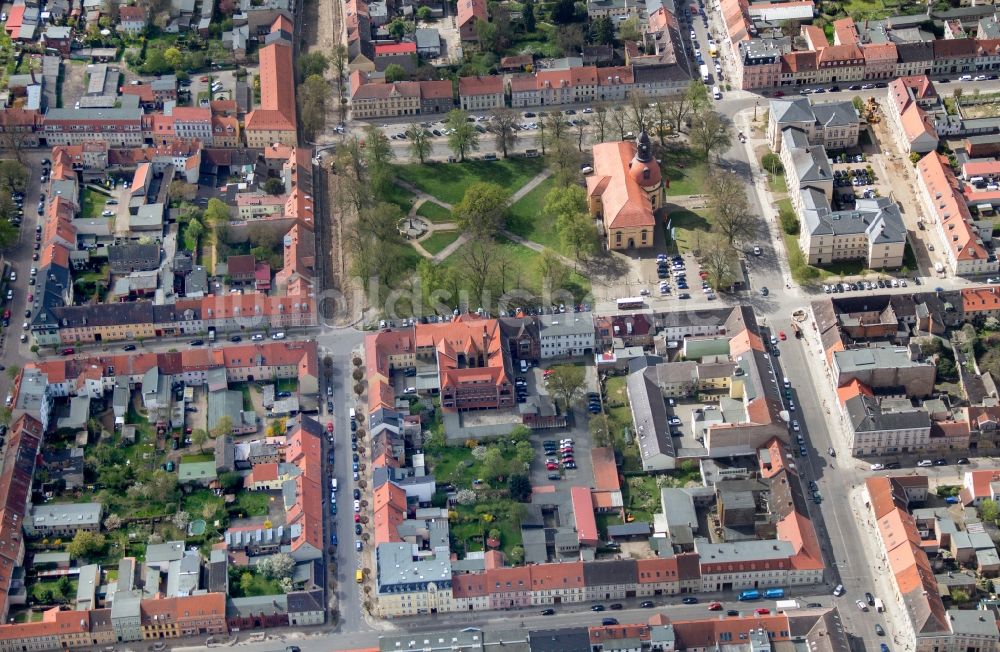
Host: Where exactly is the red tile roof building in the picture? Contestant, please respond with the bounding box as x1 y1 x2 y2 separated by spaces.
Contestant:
364 316 514 418
20 341 319 404
865 476 953 650
0 415 42 623
886 75 940 155
457 0 487 41
586 132 663 251
458 76 505 112
915 152 998 277
245 21 297 147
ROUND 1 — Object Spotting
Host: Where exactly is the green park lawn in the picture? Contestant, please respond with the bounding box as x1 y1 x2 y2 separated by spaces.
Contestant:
384 183 416 213
416 200 454 223
81 188 109 219
421 230 462 256
665 208 712 254
506 176 562 252
660 146 709 196
396 158 546 205
442 235 590 299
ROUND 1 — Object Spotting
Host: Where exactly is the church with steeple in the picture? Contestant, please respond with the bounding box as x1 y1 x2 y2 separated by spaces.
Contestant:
585 131 664 251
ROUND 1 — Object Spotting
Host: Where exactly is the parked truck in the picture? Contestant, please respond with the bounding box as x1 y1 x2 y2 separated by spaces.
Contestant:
874 598 884 612
775 599 800 612
700 64 710 83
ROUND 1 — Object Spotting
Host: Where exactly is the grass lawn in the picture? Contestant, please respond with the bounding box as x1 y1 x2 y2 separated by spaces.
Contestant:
181 453 214 463
624 475 660 523
452 505 524 559
604 376 628 408
829 0 920 21
421 230 462 256
595 512 623 539
182 490 225 520
384 183 417 214
427 445 479 488
232 491 271 518
506 176 562 252
81 188 109 219
228 568 284 598
276 378 298 393
396 158 546 205
29 577 77 604
660 145 709 196
768 172 788 194
416 200 454 223
442 235 591 299
666 208 712 254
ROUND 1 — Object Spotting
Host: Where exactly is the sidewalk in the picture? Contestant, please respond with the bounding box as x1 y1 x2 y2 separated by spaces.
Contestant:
734 108 798 295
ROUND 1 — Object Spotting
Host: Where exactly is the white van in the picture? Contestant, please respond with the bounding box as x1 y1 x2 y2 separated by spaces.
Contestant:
712 86 722 100
519 359 528 373
783 377 791 388
331 478 338 492
349 407 357 420
272 332 286 340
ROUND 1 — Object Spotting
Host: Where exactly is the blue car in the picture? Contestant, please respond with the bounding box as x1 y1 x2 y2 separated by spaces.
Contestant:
331 533 338 546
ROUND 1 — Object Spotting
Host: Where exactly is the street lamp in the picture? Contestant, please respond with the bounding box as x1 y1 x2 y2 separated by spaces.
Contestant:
754 99 760 121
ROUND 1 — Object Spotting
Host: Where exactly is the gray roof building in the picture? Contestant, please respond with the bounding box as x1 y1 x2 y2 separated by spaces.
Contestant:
145 540 185 566
108 243 160 274
783 128 832 186
802 194 906 243
812 101 861 128
208 389 256 434
696 539 796 563
414 28 440 54
130 203 165 231
45 106 142 122
76 564 99 611
844 394 932 435
379 628 529 652
57 395 91 431
626 362 676 471
27 502 102 534
375 543 451 595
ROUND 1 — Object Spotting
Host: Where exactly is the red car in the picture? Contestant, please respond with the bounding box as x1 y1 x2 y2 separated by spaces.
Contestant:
61 347 74 355
754 608 770 615
543 369 554 376
708 602 723 611
354 514 360 523
1 310 8 319
546 462 559 470
779 331 786 341
26 294 32 302
200 76 209 82
326 421 334 433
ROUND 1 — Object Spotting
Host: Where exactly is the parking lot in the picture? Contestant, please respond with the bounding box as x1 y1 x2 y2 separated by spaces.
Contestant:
829 151 884 212
667 400 711 454
635 251 709 300
381 108 596 143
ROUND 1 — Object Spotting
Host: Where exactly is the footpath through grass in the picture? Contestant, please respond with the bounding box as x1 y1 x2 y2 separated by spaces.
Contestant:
396 158 546 205
421 230 461 256
506 176 560 252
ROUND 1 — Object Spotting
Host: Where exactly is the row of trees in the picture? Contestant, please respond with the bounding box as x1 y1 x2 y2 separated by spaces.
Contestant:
0 159 26 250
297 46 349 141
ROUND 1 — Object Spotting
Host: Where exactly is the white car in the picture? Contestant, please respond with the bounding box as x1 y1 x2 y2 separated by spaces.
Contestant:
354 500 361 512
870 463 885 471
917 459 933 467
752 246 762 256
792 420 800 432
